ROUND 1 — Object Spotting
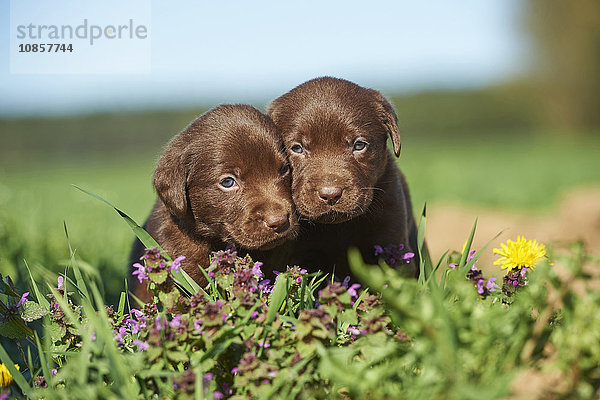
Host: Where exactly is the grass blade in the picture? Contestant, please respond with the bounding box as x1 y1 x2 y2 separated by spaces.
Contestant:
117 292 127 316
0 342 32 396
72 184 200 295
458 218 478 271
462 230 505 274
24 260 50 309
64 221 90 301
417 204 429 284
266 274 289 325
35 331 52 387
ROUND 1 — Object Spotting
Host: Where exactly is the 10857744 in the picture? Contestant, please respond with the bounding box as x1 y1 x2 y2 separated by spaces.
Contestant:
18 43 74 53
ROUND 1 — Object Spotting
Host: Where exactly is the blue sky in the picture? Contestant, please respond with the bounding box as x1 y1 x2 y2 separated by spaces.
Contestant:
0 0 527 116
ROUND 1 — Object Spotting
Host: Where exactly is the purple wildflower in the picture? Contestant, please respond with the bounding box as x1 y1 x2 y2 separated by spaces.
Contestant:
114 326 127 344
222 382 233 396
374 243 414 267
214 392 224 399
203 373 214 384
476 279 485 294
57 276 64 290
347 326 361 336
133 339 149 351
449 263 457 270
194 319 203 331
467 250 476 262
258 279 272 293
250 311 259 320
348 283 361 299
252 262 264 278
171 256 186 272
155 315 166 330
17 292 29 307
132 263 148 283
485 278 500 292
170 314 183 329
342 276 351 288
231 367 239 374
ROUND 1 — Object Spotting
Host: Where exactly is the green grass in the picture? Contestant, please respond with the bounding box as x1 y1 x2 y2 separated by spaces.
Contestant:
401 134 600 212
0 154 157 304
0 134 599 303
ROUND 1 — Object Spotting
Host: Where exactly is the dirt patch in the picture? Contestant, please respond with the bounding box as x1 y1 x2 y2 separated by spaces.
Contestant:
426 186 600 271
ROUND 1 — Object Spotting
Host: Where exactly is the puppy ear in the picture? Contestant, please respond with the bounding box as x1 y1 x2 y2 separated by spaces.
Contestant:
266 99 282 124
153 140 189 216
370 90 401 157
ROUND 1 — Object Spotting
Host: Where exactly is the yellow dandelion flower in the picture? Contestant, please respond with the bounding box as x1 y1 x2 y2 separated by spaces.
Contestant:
493 236 547 271
0 363 19 387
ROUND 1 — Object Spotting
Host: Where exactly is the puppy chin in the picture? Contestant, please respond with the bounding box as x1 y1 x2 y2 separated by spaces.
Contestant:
230 226 295 250
305 209 357 224
295 195 372 224
257 236 288 250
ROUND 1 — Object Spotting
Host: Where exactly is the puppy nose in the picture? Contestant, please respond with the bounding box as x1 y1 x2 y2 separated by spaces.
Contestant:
264 213 290 233
318 186 343 205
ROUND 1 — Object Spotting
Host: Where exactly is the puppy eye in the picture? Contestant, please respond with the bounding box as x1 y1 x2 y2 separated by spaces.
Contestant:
353 140 368 152
291 144 303 154
279 163 290 176
219 177 236 189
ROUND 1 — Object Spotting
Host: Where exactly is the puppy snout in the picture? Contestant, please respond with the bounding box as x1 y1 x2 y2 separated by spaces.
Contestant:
318 186 343 205
263 213 290 233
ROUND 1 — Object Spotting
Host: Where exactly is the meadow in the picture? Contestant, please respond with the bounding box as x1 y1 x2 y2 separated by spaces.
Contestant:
1 127 600 304
1 107 600 398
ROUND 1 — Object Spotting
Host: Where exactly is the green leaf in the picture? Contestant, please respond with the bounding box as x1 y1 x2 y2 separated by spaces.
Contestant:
117 292 127 316
158 288 180 310
167 350 189 363
0 319 31 339
21 300 48 322
266 274 289 325
148 270 168 285
339 309 358 326
0 275 18 297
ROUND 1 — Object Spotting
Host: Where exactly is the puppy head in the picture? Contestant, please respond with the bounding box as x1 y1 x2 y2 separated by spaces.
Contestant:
153 104 296 249
267 77 401 224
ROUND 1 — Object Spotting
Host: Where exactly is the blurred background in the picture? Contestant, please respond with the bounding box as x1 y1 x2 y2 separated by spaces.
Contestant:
1 0 599 303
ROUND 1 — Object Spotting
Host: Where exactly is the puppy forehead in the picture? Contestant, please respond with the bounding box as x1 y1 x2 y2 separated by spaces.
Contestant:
275 77 383 137
218 127 285 173
289 99 377 144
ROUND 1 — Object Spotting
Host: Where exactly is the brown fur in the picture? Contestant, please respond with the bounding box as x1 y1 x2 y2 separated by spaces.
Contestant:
130 105 297 302
266 77 419 279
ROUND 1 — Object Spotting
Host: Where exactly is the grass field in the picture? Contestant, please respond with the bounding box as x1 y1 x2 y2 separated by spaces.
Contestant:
1 132 599 304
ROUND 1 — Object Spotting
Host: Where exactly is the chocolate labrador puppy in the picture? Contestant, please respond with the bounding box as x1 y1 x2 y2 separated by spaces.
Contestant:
267 77 419 279
130 105 297 302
